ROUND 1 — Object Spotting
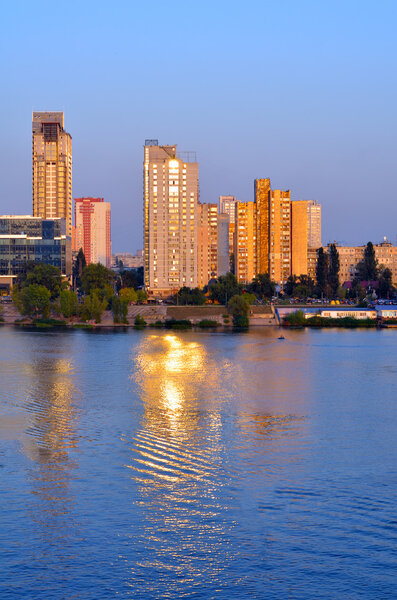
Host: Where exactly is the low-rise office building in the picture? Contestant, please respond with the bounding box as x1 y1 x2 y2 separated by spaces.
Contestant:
0 216 71 292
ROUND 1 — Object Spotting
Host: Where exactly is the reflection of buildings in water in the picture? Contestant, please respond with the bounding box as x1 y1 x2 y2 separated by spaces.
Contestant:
23 350 79 539
230 334 310 469
124 333 234 587
230 333 311 412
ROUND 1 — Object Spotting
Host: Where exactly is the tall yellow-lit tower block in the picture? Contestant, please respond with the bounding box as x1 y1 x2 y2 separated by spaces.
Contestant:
255 178 271 274
32 112 72 237
234 201 257 284
143 141 199 294
269 189 291 284
291 200 309 276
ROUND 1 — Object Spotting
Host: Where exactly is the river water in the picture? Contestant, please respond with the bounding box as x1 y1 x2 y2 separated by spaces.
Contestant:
0 327 396 599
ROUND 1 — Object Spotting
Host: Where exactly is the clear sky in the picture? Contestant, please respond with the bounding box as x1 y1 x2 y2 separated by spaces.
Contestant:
0 0 396 251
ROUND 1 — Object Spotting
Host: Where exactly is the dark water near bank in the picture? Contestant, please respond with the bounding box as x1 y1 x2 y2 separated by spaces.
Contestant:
0 327 396 599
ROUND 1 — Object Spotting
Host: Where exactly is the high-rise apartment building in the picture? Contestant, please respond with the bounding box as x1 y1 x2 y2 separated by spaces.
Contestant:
219 195 238 264
255 178 271 275
307 200 322 248
219 196 238 224
231 182 321 286
269 189 291 284
32 112 72 237
74 197 111 267
217 213 230 277
234 201 257 284
197 202 218 287
144 141 199 294
291 200 309 277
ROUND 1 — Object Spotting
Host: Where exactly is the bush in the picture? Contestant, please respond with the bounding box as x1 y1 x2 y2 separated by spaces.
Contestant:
134 314 146 328
164 319 192 330
305 315 376 328
197 319 219 328
283 310 306 327
149 320 164 328
233 315 249 328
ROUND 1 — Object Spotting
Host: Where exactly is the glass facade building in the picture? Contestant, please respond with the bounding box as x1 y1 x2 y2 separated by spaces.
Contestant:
0 216 71 289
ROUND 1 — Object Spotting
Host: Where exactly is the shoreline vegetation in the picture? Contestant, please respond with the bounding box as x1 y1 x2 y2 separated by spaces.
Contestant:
2 256 396 331
281 310 397 329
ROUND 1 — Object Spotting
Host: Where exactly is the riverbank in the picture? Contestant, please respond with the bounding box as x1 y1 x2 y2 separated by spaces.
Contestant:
0 302 277 328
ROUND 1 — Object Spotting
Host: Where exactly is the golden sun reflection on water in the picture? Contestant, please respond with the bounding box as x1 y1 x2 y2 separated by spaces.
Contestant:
134 333 208 427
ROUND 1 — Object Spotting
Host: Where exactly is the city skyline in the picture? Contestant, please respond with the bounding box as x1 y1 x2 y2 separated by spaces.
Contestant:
0 1 396 250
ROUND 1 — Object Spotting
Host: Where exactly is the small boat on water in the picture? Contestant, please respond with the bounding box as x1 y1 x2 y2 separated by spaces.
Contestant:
278 335 285 340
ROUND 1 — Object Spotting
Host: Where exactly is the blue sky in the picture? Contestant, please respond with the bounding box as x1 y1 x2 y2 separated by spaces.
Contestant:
0 0 396 251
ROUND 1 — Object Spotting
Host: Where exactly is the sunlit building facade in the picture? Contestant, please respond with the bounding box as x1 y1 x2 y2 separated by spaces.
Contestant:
32 112 72 237
269 189 291 284
197 203 218 287
144 141 199 294
255 178 271 275
234 201 257 284
74 197 111 267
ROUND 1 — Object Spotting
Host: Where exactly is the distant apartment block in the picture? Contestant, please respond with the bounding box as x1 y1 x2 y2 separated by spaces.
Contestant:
217 213 230 277
32 112 72 237
0 216 71 291
74 197 111 268
307 200 322 249
329 240 397 284
144 141 199 293
112 250 143 269
219 196 238 224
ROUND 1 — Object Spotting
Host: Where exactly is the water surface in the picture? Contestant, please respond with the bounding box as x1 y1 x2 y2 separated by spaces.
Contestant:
0 327 396 599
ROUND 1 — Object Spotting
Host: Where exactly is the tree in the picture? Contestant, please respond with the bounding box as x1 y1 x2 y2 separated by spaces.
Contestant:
357 242 378 281
73 248 86 290
248 273 275 299
285 275 314 298
349 277 365 301
119 287 137 304
176 286 206 305
316 248 329 297
59 289 78 318
227 294 251 327
80 292 108 323
378 268 393 298
285 275 298 297
137 290 148 304
23 264 64 299
119 269 140 290
81 263 115 294
111 296 128 323
209 273 242 304
328 244 340 295
21 284 51 318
